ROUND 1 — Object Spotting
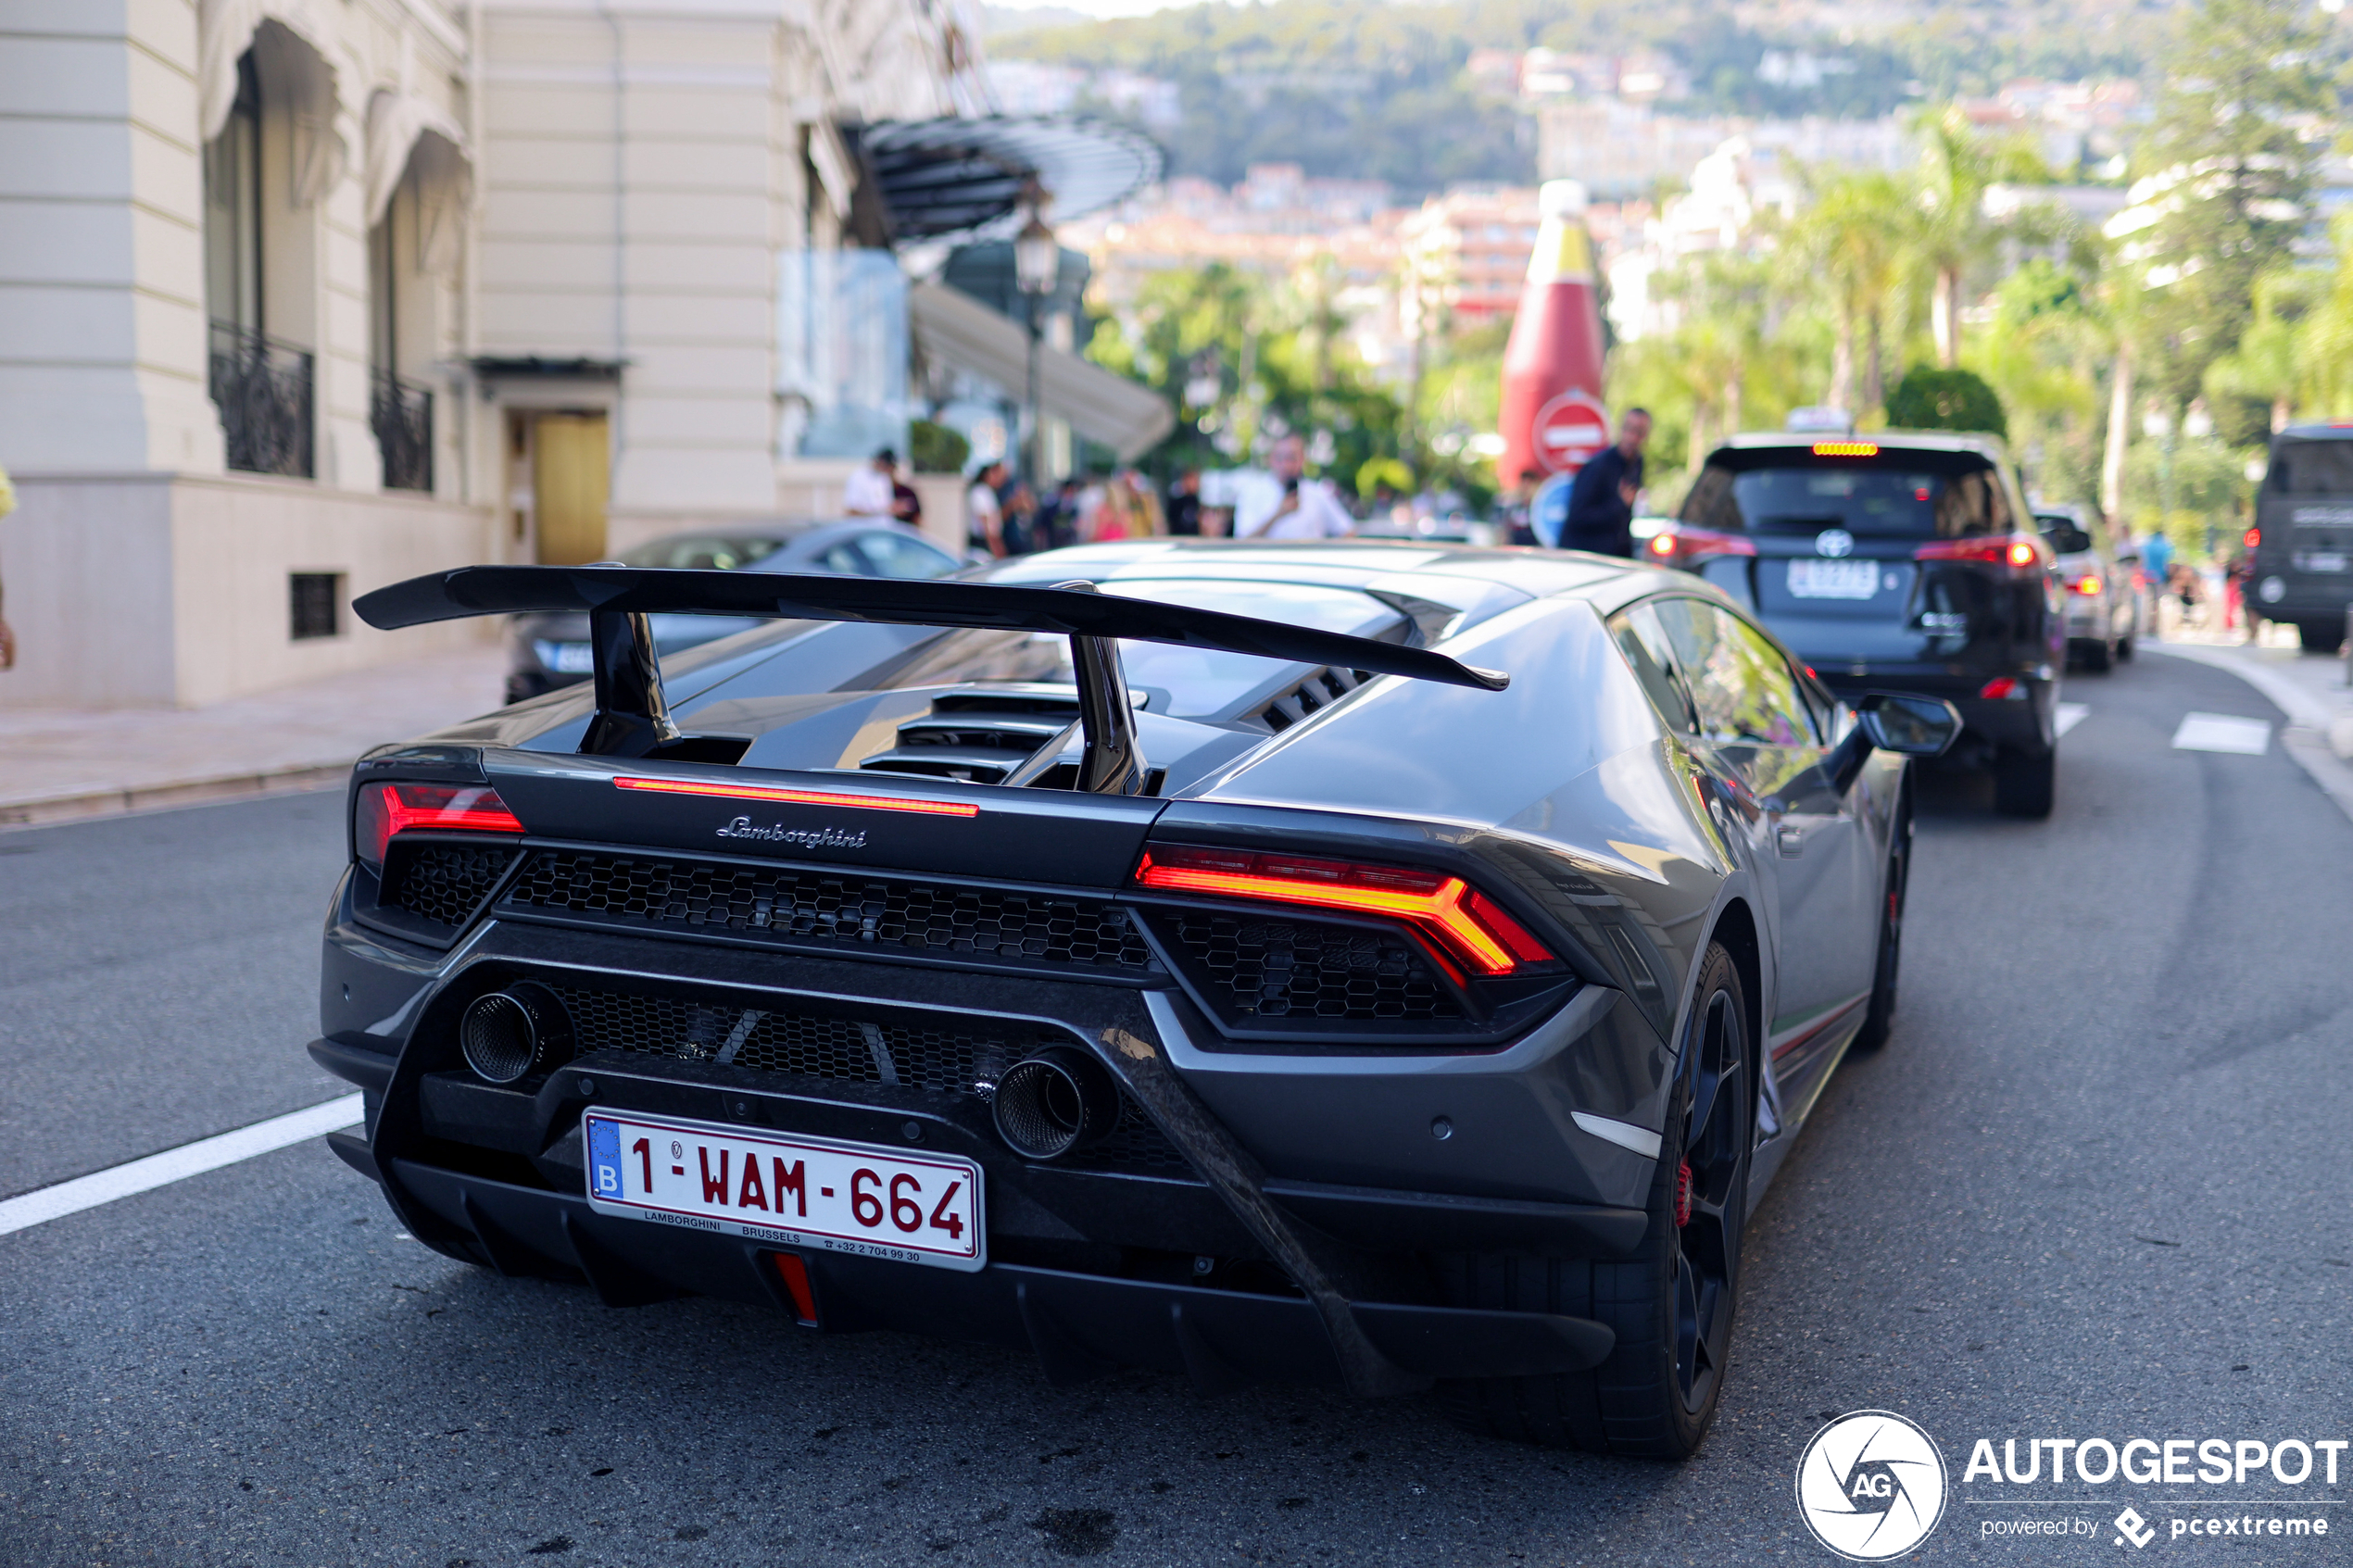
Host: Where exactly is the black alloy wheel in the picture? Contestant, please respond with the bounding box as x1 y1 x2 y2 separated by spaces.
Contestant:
1430 942 1754 1459
1852 792 1911 1051
1669 966 1748 1418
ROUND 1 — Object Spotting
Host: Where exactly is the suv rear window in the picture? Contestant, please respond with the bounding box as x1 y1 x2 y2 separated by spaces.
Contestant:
2263 438 2353 495
1680 449 2015 539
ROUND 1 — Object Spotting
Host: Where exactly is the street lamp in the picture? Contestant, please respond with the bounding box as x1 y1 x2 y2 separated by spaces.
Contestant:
1013 194 1060 488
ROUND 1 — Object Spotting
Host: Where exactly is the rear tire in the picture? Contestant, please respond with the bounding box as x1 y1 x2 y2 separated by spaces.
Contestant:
2300 619 2347 655
1432 943 1752 1460
2117 631 2135 661
1852 792 1912 1052
1994 745 2056 819
2080 636 2112 672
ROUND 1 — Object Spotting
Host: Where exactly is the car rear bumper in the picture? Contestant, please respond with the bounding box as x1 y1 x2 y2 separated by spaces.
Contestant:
340 1143 1613 1386
314 905 1660 1389
1819 668 2056 755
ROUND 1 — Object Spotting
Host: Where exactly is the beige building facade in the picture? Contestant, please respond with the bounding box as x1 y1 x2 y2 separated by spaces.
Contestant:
0 0 971 710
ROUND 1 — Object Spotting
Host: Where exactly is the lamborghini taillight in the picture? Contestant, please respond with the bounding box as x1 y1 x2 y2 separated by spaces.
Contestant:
1132 846 1557 977
355 781 523 871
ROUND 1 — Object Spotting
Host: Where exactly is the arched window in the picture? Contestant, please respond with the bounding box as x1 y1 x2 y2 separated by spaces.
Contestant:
202 47 314 478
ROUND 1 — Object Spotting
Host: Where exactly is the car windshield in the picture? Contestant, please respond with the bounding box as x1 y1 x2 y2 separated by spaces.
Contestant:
868 578 1400 717
2264 438 2353 495
1681 451 2013 539
619 534 792 571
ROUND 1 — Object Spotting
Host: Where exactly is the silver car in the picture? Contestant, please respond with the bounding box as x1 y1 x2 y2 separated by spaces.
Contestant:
2036 504 2145 671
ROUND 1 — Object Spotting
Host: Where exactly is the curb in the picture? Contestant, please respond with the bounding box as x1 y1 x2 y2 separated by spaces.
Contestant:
2142 640 2353 825
0 762 349 832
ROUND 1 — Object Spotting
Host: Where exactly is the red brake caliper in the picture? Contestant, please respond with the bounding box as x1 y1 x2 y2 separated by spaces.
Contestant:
1675 1159 1693 1227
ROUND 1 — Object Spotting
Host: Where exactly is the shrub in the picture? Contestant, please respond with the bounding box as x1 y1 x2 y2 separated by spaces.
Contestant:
1885 367 2008 439
909 419 971 474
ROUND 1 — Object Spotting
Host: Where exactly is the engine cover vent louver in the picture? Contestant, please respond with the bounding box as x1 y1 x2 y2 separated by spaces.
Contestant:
860 689 1081 784
1255 666 1365 734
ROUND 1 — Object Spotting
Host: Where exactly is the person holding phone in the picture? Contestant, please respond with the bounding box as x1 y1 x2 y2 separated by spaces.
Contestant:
1234 433 1353 540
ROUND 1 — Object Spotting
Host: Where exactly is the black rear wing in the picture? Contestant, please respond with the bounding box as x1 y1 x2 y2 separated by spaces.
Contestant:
354 566 1507 795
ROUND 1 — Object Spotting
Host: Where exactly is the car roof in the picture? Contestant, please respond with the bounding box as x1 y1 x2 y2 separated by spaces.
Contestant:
987 537 1661 601
1712 429 2015 461
2276 423 2353 440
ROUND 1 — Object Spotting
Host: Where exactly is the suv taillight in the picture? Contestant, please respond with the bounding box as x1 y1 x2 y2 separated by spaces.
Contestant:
1645 524 1756 568
1133 846 1558 977
1914 533 2050 573
355 782 523 872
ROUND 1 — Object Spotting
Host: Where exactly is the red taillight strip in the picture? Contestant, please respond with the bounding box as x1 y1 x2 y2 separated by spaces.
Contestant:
611 776 980 818
1647 524 1756 563
1915 533 2048 570
1134 848 1554 976
358 782 524 867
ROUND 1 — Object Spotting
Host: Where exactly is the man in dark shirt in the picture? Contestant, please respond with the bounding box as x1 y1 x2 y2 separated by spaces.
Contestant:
1560 408 1652 557
1165 469 1202 536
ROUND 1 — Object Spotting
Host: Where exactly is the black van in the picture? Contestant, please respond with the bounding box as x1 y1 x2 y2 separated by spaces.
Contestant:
1648 431 2065 817
2249 425 2353 653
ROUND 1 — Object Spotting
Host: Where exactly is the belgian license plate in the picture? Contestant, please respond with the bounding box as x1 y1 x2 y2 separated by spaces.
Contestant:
583 1111 984 1272
2300 551 2348 573
1787 559 1882 599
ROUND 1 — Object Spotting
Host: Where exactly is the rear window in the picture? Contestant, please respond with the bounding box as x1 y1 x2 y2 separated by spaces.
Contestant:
2264 438 2353 495
1680 450 2014 539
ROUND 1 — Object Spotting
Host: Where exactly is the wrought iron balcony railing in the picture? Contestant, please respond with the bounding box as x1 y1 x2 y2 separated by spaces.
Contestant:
371 369 434 494
208 320 314 479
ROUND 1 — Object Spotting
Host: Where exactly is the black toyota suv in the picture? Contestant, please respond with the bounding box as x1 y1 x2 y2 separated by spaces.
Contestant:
2248 424 2353 653
1644 431 2065 817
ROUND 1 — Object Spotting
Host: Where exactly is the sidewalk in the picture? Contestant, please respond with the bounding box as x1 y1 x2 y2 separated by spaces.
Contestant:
0 646 510 828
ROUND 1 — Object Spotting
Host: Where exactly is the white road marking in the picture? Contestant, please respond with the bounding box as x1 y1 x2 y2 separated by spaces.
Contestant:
2055 701 2090 737
0 1094 364 1237
2171 712 2273 755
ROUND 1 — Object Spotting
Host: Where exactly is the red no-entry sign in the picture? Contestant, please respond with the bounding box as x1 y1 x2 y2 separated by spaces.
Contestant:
1530 389 1610 475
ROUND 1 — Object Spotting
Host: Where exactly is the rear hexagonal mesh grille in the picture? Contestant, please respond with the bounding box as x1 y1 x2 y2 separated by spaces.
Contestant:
388 845 519 927
503 851 1152 972
1158 911 1461 1021
539 982 1191 1176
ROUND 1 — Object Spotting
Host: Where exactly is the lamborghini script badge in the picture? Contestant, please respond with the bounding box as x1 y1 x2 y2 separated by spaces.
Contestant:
715 816 867 849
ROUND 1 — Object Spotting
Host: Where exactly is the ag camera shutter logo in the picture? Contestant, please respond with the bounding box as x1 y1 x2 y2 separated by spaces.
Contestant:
1795 1410 1949 1561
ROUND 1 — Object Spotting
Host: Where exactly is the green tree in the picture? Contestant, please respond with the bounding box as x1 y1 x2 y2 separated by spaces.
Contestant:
1782 169 1910 412
2122 0 2334 412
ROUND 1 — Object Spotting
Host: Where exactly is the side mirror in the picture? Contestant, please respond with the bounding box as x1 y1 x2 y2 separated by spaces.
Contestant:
1828 693 1964 792
1857 693 1962 757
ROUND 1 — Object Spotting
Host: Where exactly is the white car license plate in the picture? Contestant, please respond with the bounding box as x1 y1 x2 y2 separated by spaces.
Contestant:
2299 550 2348 573
1787 558 1881 599
537 639 596 672
583 1111 984 1273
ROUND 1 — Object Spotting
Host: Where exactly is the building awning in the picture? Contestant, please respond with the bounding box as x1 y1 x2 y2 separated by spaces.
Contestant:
856 117 1161 242
909 282 1175 461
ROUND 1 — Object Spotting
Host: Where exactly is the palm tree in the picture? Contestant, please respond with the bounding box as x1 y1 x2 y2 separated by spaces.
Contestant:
1784 170 1910 412
1908 107 2003 369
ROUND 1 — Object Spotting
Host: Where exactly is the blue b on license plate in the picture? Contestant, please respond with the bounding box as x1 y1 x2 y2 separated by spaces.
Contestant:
584 1111 984 1272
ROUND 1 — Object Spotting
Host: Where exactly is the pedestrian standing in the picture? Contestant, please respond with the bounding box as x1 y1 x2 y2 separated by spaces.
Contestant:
1234 433 1353 540
0 460 16 671
966 460 1008 557
2141 528 2174 592
1501 467 1543 547
1560 409 1651 557
1165 469 1202 536
844 447 898 518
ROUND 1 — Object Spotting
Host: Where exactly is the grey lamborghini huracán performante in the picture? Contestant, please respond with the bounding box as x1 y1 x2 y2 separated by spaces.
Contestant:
316 542 1957 1459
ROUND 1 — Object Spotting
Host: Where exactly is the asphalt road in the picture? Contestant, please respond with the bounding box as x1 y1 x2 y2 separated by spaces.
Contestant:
4 648 2350 1567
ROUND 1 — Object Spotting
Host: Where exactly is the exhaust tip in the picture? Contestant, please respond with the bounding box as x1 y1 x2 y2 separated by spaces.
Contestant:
991 1045 1118 1160
460 984 571 1084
